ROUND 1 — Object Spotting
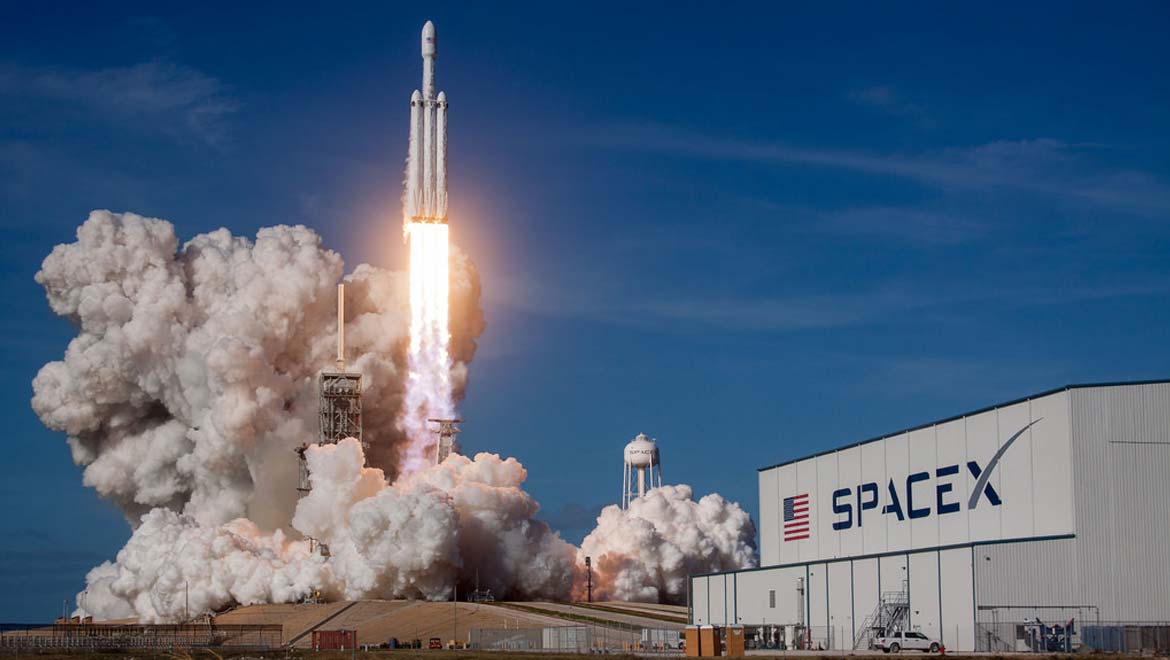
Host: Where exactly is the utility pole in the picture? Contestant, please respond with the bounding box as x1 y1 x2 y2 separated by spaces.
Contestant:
453 583 458 646
185 581 189 622
585 556 592 603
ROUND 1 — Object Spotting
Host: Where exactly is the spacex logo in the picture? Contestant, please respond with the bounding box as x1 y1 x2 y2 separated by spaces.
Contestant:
829 419 1041 531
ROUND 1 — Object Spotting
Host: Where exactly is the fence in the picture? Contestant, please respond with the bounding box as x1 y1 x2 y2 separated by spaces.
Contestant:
0 623 284 651
470 624 683 654
976 620 1170 654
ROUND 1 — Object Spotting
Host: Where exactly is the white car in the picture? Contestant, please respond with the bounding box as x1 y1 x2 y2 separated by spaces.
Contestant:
874 631 941 653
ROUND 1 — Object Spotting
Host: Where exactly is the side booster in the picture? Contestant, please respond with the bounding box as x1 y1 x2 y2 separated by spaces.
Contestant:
830 419 1040 529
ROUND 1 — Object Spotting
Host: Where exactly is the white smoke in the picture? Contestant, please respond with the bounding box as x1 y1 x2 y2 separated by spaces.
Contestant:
80 510 326 622
82 438 576 621
32 210 481 530
34 210 754 621
579 485 758 604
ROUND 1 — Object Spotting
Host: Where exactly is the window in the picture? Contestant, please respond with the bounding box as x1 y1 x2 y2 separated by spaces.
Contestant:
768 590 775 608
909 632 927 639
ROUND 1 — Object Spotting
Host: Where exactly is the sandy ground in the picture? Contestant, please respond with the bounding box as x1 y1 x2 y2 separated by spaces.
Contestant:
213 600 585 647
214 600 352 643
511 602 686 630
6 600 685 653
201 599 694 649
209 599 688 648
575 601 689 623
602 601 690 616
297 601 572 648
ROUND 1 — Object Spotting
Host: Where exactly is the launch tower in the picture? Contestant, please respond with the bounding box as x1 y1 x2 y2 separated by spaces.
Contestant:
297 284 365 494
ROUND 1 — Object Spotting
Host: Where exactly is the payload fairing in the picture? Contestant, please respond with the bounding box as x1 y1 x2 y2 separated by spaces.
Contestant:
405 20 448 231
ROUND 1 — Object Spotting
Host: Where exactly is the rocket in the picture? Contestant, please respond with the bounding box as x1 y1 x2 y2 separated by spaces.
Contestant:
405 20 448 231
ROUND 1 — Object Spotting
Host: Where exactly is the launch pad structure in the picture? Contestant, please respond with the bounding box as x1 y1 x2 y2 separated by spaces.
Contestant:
429 418 462 464
319 371 363 449
297 284 365 495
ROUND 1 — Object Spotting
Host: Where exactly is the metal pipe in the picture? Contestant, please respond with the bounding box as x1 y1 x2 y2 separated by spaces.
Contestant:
337 283 345 370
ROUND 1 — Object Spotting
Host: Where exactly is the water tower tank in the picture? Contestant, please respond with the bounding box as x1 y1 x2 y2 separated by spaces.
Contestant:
624 433 658 468
622 433 663 509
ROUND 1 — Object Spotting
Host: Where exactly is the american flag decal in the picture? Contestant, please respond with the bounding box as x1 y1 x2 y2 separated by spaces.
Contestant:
783 493 810 541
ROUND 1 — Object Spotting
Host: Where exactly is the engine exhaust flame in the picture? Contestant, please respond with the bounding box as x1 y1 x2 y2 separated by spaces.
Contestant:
400 221 454 473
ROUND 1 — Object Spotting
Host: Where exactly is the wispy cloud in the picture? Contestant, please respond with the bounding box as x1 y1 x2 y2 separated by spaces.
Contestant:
842 353 1079 405
816 206 989 246
847 85 926 119
486 270 928 332
0 60 236 146
587 128 1170 217
487 267 1170 334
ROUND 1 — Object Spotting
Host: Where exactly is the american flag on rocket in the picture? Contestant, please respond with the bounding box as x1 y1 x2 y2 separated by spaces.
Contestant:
783 493 810 541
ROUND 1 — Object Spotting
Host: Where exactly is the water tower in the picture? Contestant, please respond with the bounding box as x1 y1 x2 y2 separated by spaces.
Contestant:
622 433 663 509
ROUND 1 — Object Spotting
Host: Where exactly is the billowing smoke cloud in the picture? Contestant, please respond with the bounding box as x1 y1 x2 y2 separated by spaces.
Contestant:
32 210 481 531
80 510 326 622
34 211 754 621
82 438 576 621
579 486 758 604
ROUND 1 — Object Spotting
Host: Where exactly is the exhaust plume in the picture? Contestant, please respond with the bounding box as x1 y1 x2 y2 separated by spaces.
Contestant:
34 210 755 621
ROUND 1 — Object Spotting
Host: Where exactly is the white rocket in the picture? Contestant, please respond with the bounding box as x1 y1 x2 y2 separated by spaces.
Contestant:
405 20 448 231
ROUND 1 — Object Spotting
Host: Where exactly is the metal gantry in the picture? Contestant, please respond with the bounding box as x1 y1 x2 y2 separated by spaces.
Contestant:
428 418 463 464
318 371 364 448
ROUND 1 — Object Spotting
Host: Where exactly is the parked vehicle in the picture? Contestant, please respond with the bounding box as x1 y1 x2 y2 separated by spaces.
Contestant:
428 637 442 649
874 631 941 653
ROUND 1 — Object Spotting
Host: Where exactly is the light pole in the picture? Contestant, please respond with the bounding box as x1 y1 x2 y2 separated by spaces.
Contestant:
585 556 592 603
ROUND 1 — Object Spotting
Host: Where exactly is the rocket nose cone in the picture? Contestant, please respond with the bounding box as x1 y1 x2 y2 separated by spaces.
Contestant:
411 90 422 101
436 91 446 102
421 20 437 56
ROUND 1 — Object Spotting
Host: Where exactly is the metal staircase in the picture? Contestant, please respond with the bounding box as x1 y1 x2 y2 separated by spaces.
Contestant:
854 585 910 650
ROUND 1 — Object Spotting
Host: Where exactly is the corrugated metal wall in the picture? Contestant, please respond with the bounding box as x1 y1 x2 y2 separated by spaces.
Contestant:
697 381 1170 650
1070 384 1170 621
975 537 1080 606
692 548 979 650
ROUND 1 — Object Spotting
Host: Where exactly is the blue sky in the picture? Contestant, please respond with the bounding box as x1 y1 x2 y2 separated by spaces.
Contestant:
2 1 1169 620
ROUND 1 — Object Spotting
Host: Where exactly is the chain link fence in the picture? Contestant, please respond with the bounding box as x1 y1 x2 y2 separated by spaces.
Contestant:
977 621 1170 653
0 623 284 651
470 624 684 654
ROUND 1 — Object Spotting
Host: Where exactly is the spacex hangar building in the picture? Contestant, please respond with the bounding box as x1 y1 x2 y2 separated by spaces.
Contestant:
689 381 1170 652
